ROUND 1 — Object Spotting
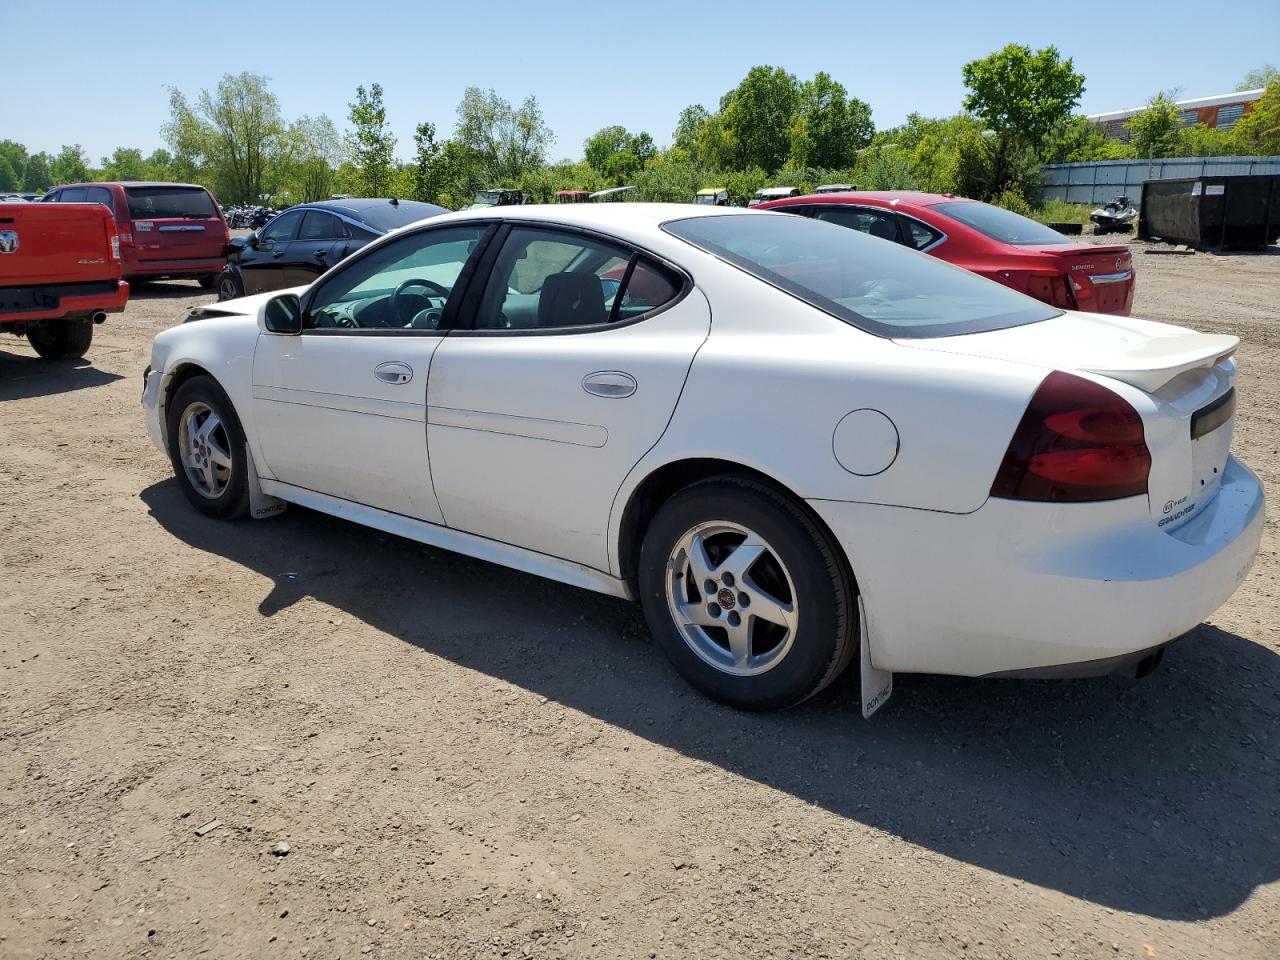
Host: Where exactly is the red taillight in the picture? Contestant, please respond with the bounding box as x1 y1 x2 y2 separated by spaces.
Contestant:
1023 273 1074 309
104 219 120 261
991 371 1151 502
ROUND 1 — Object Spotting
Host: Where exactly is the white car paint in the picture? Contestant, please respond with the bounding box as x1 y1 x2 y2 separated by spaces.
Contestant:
143 203 1264 690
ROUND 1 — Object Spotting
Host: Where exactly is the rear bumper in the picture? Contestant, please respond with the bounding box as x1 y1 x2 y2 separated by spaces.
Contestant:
125 256 226 279
0 279 129 324
808 454 1264 676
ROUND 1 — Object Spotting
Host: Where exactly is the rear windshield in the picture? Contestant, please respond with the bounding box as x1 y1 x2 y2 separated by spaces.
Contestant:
125 186 218 219
934 201 1068 245
664 213 1058 338
356 200 448 232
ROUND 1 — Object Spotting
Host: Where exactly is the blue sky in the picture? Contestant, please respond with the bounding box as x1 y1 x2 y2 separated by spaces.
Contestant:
4 0 1276 163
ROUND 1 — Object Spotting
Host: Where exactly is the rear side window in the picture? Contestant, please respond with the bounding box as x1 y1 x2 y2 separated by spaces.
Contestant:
934 201 1066 246
85 186 114 211
299 210 350 241
812 206 902 243
474 227 684 331
125 186 217 219
665 213 1057 338
902 217 943 250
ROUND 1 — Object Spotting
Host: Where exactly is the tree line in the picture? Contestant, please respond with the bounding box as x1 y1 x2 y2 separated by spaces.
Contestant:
1 53 1276 214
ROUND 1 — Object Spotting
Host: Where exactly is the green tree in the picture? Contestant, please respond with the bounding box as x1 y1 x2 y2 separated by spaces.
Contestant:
455 87 554 184
1233 83 1280 155
287 114 345 202
164 72 292 204
410 121 455 204
583 126 654 183
673 105 710 153
584 125 634 171
788 72 873 169
1127 92 1183 158
101 147 147 181
50 144 91 184
347 83 396 197
23 152 53 192
0 155 19 192
962 44 1085 152
0 140 28 189
1238 65 1279 91
721 66 799 173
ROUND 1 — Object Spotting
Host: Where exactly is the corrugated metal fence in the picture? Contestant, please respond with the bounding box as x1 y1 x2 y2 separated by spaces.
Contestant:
1041 156 1280 204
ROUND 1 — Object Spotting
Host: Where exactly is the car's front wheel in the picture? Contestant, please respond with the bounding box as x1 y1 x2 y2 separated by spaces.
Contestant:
216 269 243 302
638 477 856 710
166 375 250 519
26 317 93 360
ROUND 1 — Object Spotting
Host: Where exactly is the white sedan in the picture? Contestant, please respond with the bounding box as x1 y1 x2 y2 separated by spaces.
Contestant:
142 204 1264 714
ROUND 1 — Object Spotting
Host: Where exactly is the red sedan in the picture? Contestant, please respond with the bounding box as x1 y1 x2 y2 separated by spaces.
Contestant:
758 191 1135 316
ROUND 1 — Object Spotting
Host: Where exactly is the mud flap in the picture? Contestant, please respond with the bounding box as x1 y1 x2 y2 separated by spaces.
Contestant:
858 596 892 718
245 447 286 520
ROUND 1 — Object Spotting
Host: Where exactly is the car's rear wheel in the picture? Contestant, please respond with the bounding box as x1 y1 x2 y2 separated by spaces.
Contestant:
166 375 250 519
26 317 93 360
217 270 243 302
638 477 856 710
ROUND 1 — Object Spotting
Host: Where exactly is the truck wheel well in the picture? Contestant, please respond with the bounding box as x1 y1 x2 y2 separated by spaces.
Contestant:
617 458 855 595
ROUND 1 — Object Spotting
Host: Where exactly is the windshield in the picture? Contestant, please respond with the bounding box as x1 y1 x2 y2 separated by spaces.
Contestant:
664 213 1058 338
125 186 218 219
934 200 1069 246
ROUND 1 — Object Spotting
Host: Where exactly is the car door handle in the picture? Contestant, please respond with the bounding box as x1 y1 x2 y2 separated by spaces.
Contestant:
313 249 328 259
374 361 413 385
582 371 637 398
272 251 284 259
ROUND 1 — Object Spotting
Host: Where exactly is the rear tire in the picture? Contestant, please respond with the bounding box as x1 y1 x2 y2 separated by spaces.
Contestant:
638 477 856 710
27 318 93 360
166 375 250 520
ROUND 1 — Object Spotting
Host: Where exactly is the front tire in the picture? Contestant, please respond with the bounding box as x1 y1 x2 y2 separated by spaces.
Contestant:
216 269 243 302
27 317 93 360
166 375 250 519
638 477 856 710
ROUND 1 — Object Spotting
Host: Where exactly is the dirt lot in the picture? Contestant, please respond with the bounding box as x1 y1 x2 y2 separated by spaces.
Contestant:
2 245 1278 960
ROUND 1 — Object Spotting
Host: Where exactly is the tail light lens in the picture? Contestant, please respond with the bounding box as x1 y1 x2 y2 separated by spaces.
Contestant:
1024 273 1075 309
991 371 1150 502
105 220 120 261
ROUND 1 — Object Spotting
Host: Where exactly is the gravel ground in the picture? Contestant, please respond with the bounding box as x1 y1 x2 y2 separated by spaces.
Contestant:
1 245 1278 960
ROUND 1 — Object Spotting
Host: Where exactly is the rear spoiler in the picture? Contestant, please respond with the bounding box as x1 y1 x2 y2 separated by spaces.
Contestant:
1082 333 1238 391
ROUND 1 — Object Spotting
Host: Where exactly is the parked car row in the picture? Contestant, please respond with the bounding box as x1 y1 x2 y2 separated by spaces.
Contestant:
144 202 1260 714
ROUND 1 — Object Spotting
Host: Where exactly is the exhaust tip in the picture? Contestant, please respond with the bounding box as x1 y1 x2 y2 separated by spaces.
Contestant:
92 311 107 325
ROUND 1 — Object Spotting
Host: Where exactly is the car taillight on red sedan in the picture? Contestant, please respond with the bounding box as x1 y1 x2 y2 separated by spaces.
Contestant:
991 371 1151 502
1024 273 1075 309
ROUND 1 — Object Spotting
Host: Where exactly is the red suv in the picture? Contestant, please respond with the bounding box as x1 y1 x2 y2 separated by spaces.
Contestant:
758 191 1135 316
43 182 229 288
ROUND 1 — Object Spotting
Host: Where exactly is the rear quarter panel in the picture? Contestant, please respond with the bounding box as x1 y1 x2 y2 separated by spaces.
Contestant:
609 257 1046 573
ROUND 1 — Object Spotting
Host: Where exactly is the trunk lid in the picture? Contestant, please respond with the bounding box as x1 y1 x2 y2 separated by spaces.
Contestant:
125 185 227 263
0 203 119 286
901 311 1238 529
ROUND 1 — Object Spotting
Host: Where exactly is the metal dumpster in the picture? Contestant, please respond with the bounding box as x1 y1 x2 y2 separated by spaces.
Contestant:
1139 175 1280 250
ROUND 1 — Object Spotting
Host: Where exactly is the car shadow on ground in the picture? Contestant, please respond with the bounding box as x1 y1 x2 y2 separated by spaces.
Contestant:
128 279 213 300
141 480 1278 922
0 349 122 401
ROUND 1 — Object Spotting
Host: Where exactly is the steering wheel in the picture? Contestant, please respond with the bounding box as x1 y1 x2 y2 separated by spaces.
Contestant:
391 278 450 327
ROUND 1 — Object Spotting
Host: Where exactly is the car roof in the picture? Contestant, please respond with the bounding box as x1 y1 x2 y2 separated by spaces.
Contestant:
772 190 973 209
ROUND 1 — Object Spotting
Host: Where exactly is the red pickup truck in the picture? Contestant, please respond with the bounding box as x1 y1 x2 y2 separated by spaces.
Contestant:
0 202 129 360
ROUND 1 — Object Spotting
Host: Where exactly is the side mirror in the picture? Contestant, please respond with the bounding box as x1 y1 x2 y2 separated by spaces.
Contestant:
246 232 260 250
259 293 302 335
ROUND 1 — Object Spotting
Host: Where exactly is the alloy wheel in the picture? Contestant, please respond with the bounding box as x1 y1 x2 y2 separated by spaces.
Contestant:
177 401 233 499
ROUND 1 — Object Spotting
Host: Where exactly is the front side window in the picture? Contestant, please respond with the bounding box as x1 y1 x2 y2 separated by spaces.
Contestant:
306 225 488 331
934 201 1067 246
665 213 1057 338
298 210 349 241
475 228 648 331
259 210 303 246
